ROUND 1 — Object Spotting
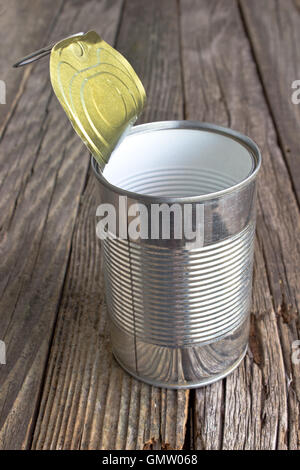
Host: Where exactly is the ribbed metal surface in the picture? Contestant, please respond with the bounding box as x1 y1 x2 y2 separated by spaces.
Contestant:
92 121 261 388
103 222 255 347
115 167 238 197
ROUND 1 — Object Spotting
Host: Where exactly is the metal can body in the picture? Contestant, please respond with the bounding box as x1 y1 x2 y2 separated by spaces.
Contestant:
92 121 261 389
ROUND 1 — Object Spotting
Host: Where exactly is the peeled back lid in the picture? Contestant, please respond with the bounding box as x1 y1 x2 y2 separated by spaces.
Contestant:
50 31 146 168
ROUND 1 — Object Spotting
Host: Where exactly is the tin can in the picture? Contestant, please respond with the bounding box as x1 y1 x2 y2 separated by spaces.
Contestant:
92 121 261 389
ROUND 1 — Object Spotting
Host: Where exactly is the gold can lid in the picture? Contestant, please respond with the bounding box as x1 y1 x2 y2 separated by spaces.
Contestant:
50 31 146 168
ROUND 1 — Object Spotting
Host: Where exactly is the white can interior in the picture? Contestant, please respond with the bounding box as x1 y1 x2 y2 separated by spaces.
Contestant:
103 128 254 197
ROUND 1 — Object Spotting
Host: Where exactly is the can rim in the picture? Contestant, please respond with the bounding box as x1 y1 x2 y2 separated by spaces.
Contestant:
91 120 261 203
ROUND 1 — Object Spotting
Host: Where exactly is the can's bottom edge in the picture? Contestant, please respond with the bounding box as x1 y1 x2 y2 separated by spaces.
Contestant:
112 345 248 390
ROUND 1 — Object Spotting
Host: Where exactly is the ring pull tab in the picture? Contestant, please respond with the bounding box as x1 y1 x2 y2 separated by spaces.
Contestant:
13 32 85 68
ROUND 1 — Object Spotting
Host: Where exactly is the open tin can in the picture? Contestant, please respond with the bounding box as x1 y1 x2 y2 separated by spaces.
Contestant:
15 34 261 388
92 121 261 389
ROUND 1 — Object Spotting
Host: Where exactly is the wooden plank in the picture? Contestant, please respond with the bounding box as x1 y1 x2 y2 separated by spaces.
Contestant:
0 0 124 450
0 0 64 130
180 0 300 449
239 0 300 206
31 0 189 450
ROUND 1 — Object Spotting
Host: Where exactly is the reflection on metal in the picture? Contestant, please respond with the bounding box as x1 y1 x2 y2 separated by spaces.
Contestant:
92 121 261 389
0 340 6 365
49 31 146 168
13 31 146 169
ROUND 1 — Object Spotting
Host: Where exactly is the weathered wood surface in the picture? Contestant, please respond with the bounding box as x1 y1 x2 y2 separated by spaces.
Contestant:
0 0 122 450
240 0 300 207
0 0 64 130
0 0 299 450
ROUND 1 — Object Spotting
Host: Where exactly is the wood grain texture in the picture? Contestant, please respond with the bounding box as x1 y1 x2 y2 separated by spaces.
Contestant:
0 0 124 450
239 0 300 206
31 0 189 450
180 0 300 449
1 0 299 450
0 0 64 130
